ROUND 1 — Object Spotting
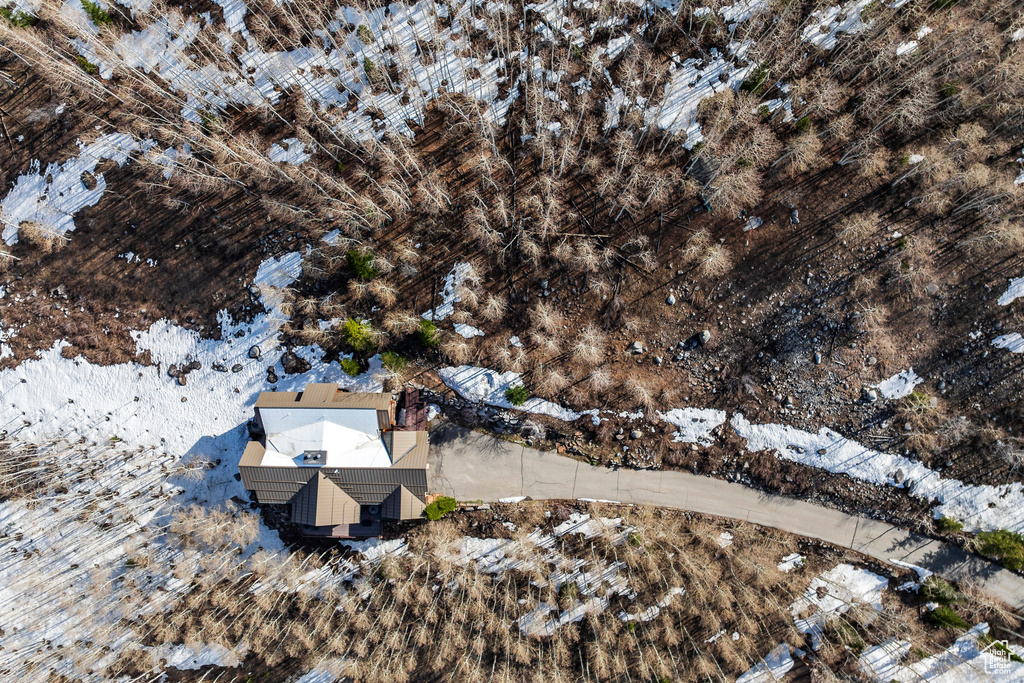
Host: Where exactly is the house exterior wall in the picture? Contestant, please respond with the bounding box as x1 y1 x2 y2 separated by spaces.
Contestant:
239 463 427 517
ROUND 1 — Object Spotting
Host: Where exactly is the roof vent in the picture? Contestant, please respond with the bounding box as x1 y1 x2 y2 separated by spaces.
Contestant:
302 450 326 462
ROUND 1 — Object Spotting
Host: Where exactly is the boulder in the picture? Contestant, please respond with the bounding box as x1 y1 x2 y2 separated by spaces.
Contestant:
248 345 262 360
231 364 243 373
280 351 311 375
167 364 181 378
698 330 711 345
629 341 643 354
666 294 676 305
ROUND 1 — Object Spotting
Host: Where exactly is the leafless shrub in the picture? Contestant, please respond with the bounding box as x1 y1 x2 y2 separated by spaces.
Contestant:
537 368 569 396
530 331 562 356
682 229 711 263
572 324 605 365
531 301 563 334
625 378 654 411
441 338 472 364
369 280 398 307
836 212 879 243
18 222 68 253
480 294 507 322
174 454 214 482
698 243 733 279
383 311 419 334
588 367 612 393
781 130 824 174
710 167 763 216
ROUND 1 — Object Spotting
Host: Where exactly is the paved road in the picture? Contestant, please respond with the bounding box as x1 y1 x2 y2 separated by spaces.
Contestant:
428 425 1024 610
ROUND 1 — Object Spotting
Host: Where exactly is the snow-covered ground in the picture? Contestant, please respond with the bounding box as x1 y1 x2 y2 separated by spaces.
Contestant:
0 249 394 680
732 414 1024 533
0 253 382 454
873 368 923 399
992 333 1024 354
435 358 1023 533
657 407 727 445
439 364 581 421
859 623 1024 682
777 552 805 573
790 563 887 650
268 137 312 165
422 262 476 321
801 0 875 50
997 276 1024 306
647 49 754 148
737 643 798 683
1 133 140 245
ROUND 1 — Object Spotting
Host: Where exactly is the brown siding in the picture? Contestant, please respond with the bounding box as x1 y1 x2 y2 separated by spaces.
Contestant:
240 466 425 506
239 466 315 503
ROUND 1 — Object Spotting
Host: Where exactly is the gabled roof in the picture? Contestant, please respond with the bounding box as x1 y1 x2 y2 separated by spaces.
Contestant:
291 472 362 527
384 430 429 469
256 384 393 410
381 485 426 520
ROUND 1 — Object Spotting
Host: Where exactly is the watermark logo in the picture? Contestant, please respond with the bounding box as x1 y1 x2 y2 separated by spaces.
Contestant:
981 639 1016 676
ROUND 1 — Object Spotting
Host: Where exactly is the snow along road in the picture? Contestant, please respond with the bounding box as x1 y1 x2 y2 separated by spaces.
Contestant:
428 425 1024 610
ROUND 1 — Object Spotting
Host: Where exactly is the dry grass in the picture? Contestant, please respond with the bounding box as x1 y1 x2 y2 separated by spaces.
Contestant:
571 323 606 366
18 222 68 253
113 502 994 682
836 212 879 243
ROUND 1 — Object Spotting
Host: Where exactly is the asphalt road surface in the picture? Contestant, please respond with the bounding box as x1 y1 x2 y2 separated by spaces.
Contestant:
428 424 1024 610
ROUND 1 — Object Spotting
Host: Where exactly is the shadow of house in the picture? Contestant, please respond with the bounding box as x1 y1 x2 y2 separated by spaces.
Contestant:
238 383 429 538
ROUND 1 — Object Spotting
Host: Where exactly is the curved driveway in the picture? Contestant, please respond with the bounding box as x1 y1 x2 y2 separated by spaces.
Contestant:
428 425 1024 610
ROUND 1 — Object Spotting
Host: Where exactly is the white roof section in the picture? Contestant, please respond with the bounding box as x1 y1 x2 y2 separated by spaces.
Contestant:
259 407 392 468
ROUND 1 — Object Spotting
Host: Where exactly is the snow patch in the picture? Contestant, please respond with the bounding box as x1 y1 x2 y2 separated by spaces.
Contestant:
778 553 805 573
732 414 1024 533
873 368 923 399
646 52 753 148
657 407 726 446
859 623 1024 682
997 276 1024 306
453 323 485 338
2 133 140 245
790 564 887 650
801 0 875 50
149 642 249 670
422 262 475 321
268 137 311 165
737 643 798 683
439 365 581 421
993 333 1024 354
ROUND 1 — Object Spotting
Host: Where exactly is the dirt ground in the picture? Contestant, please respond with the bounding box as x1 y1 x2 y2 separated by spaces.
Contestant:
2 27 1023 547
